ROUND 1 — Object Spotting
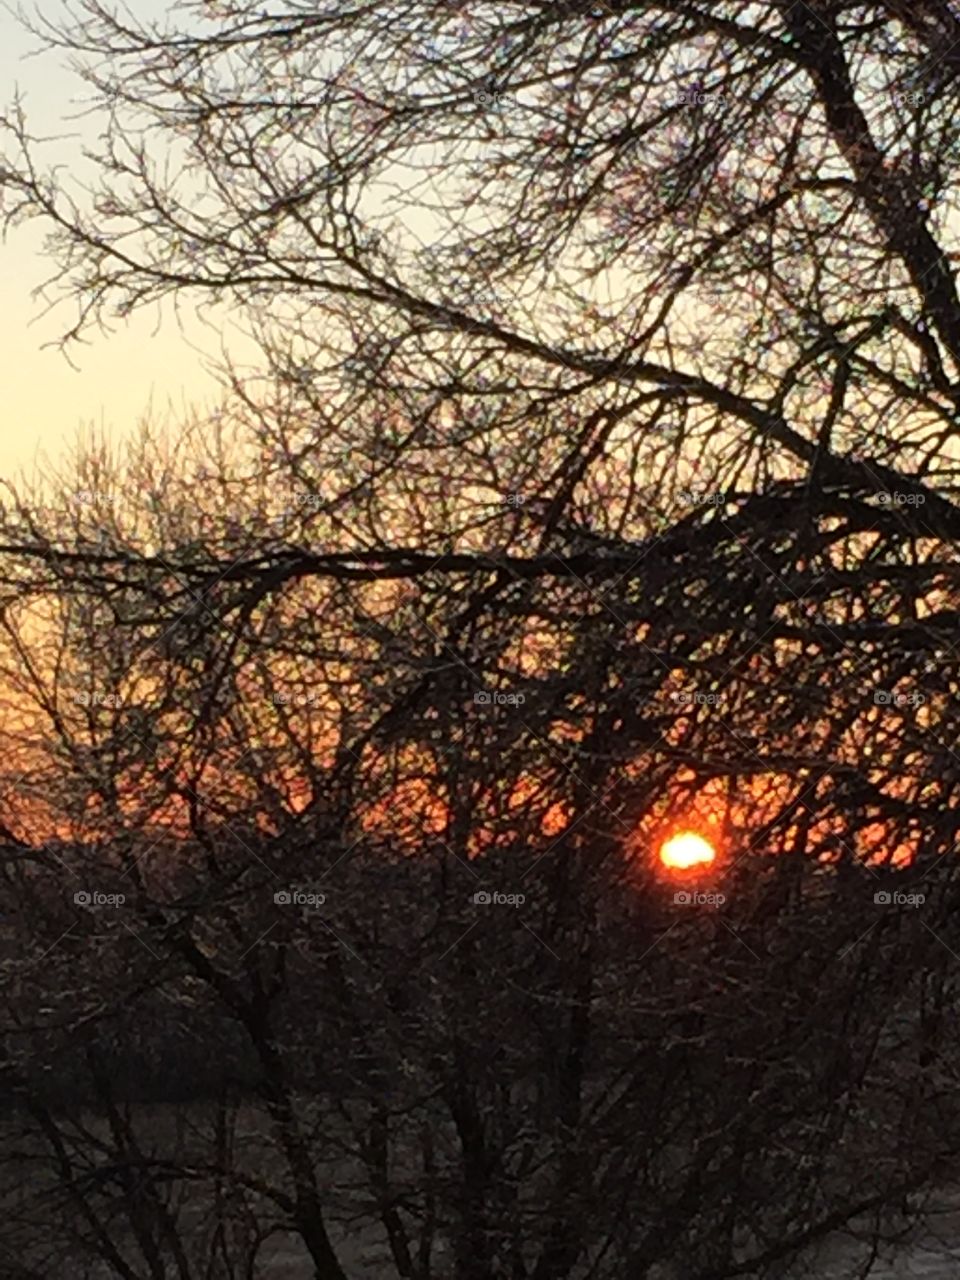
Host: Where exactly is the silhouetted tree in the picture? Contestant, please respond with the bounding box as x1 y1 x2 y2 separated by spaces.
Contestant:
2 1 960 1276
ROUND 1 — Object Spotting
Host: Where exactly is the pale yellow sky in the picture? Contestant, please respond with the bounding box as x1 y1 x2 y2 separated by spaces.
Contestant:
0 1 223 482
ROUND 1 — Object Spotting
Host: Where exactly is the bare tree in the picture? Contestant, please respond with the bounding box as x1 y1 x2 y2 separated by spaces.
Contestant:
4 1 960 1277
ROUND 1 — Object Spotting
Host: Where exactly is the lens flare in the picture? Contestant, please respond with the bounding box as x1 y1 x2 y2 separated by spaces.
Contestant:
660 831 716 870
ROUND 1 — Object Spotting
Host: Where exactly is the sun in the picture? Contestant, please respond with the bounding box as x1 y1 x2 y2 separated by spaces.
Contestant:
660 831 716 870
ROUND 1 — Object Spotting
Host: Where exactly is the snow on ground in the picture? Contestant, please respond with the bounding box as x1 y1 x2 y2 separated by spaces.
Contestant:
786 1189 960 1279
6 1100 960 1277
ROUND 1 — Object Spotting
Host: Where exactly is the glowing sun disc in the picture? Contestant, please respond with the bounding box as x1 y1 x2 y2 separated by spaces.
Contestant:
660 832 716 869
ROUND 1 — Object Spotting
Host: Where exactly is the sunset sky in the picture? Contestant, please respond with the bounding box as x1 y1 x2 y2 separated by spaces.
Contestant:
0 0 221 479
